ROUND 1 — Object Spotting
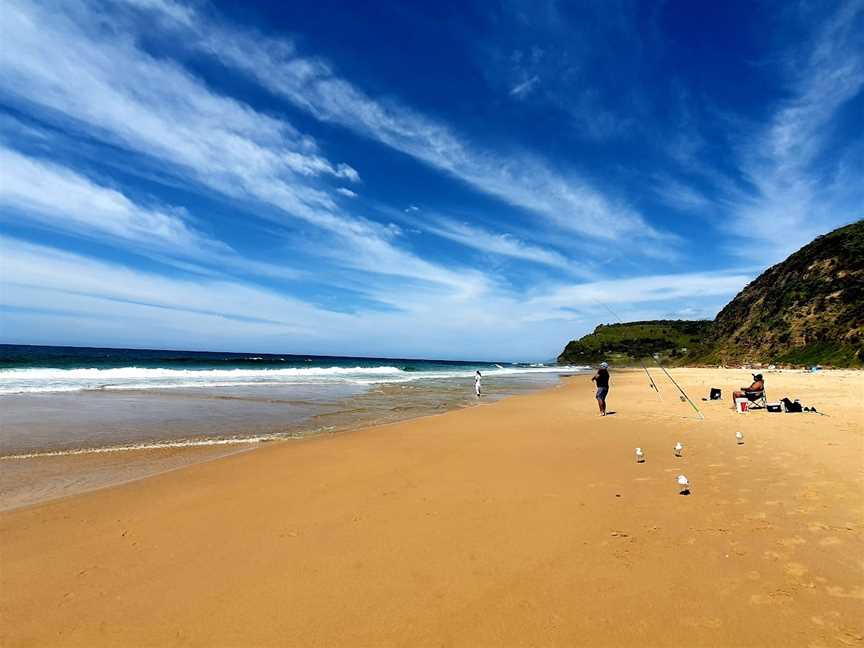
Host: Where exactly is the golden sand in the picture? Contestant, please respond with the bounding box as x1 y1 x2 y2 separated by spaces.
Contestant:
1 368 862 647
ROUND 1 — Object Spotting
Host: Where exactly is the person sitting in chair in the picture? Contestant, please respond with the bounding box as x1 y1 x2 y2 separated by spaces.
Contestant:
732 373 764 406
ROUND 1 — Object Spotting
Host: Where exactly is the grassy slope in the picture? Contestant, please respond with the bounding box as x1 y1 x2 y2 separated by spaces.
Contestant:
695 220 863 367
557 221 863 368
557 320 713 365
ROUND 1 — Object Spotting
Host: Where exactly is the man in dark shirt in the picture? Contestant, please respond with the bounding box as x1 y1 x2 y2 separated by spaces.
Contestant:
591 362 611 416
732 373 765 406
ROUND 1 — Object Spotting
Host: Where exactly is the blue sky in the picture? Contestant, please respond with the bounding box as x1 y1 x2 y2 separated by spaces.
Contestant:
0 0 861 360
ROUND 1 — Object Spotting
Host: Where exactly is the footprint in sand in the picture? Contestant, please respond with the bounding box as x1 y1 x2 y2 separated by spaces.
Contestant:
825 585 864 600
818 536 843 547
784 562 808 577
746 570 761 581
798 490 822 502
778 536 807 548
808 522 830 533
836 628 864 646
681 616 723 629
749 589 793 605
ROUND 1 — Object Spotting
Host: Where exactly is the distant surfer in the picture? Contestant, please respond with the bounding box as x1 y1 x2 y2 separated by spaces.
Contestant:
592 362 610 416
474 370 482 398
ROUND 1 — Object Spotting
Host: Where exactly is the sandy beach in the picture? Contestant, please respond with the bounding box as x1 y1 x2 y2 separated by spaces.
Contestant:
1 367 862 647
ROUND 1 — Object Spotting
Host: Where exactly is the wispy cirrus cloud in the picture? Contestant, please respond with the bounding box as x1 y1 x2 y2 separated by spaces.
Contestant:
509 75 540 98
1 234 749 359
0 0 485 294
732 1 864 261
651 174 713 214
0 144 225 255
0 143 311 281
663 1 864 263
0 0 351 222
422 217 579 273
120 0 668 246
526 270 753 319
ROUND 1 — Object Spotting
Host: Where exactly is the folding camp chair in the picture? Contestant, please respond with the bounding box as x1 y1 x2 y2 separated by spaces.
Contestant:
745 390 767 409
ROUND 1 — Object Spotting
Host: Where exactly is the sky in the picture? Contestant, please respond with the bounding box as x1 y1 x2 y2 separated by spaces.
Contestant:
0 0 861 361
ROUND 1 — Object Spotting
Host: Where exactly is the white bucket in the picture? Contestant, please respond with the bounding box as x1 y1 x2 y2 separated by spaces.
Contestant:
734 397 749 414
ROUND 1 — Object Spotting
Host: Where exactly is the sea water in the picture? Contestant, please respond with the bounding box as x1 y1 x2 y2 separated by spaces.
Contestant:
0 345 587 508
0 345 587 495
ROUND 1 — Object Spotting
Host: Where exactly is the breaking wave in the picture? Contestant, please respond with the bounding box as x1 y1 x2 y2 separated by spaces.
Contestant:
0 364 588 394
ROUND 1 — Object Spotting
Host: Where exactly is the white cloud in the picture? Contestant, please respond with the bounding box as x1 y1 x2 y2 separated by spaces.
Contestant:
526 271 753 319
0 0 347 224
423 217 580 272
1 236 750 360
510 75 540 98
651 175 713 213
0 0 485 293
0 145 224 255
0 237 343 333
120 0 669 246
728 1 864 261
336 187 358 198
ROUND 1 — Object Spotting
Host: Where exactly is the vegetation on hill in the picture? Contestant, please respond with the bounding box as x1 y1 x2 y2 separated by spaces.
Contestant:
693 220 863 367
557 220 864 368
557 320 712 365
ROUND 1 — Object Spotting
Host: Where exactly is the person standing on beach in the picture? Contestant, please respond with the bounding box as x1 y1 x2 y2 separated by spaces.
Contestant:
474 370 482 398
592 362 610 416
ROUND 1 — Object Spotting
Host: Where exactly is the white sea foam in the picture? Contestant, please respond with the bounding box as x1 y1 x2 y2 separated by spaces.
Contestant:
0 364 589 394
0 435 284 459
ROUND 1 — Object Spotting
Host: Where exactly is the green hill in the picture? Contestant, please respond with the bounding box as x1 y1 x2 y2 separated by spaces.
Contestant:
557 320 712 365
694 220 863 367
557 220 864 368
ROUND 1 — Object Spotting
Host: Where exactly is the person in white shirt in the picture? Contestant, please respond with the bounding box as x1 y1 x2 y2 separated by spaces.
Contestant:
474 370 482 398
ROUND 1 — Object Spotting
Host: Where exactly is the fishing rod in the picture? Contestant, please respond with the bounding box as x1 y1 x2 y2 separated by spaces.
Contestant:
592 300 661 399
595 301 704 420
651 360 704 420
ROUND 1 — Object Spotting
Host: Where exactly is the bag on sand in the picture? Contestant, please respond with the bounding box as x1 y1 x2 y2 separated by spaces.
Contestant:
781 397 803 413
709 388 722 400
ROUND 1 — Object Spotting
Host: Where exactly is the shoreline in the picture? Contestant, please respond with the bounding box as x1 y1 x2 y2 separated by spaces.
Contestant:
0 373 573 512
2 367 862 646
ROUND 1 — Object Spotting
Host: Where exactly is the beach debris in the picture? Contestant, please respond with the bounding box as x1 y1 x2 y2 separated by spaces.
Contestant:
674 441 684 457
635 447 645 463
677 474 691 494
736 431 745 445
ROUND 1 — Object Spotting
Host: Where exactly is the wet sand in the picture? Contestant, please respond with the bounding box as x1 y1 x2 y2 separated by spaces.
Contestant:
0 373 563 510
1 368 862 646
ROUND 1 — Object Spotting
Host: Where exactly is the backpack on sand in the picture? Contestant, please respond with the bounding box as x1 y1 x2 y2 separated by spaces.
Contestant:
781 397 803 413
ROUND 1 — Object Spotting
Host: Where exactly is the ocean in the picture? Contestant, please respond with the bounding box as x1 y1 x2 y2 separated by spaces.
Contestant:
0 345 588 457
0 344 588 509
